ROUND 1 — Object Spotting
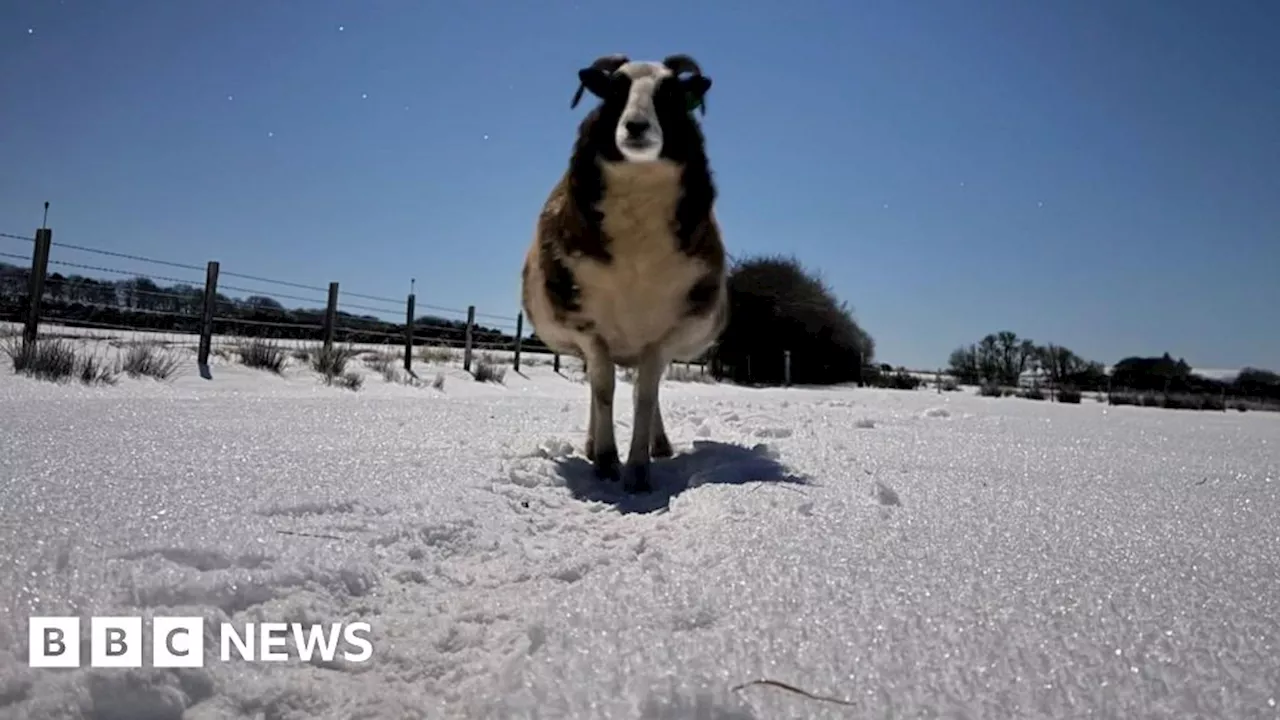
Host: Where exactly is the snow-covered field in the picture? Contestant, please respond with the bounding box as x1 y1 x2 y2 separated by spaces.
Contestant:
1 334 1278 719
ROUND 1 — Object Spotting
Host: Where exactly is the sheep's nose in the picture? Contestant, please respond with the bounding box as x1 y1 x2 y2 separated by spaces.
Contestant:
624 119 650 138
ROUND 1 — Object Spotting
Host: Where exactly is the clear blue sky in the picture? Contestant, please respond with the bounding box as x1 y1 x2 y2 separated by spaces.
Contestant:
2 0 1277 372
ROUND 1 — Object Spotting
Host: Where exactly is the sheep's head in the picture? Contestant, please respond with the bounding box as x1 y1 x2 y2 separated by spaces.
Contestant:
570 53 712 164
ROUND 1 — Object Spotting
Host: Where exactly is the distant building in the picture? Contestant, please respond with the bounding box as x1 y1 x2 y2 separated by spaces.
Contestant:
1018 367 1049 389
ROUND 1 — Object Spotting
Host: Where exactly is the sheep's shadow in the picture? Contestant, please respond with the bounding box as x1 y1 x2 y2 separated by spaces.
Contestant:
551 440 810 514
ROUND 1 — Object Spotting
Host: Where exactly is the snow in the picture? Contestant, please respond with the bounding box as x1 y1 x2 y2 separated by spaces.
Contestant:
1 333 1279 719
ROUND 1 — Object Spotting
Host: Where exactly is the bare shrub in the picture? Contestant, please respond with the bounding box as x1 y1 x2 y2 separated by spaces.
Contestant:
363 351 400 382
311 344 358 379
5 336 76 380
123 343 183 380
4 337 119 385
78 351 120 386
238 338 286 373
473 360 506 384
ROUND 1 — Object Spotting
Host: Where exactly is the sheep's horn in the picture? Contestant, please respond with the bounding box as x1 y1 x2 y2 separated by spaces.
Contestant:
663 54 707 115
662 54 703 77
571 54 630 108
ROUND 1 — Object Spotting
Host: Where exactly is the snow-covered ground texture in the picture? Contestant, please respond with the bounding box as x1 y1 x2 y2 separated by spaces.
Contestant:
2 337 1279 720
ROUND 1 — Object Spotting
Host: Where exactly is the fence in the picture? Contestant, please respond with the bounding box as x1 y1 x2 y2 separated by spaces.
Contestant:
0 225 589 378
0 225 730 382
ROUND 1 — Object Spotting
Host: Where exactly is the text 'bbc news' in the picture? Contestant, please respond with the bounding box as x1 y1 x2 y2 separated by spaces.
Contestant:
29 617 373 668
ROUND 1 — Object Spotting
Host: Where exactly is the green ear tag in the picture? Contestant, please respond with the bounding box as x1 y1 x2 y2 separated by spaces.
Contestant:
686 94 704 114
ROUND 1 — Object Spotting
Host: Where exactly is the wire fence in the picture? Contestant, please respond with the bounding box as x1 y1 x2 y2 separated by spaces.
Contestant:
0 225 610 382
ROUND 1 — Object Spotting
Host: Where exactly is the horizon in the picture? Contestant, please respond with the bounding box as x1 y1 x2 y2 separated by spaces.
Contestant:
2 0 1277 372
0 253 1267 381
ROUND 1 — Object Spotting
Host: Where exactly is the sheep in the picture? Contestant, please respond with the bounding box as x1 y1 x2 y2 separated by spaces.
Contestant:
521 53 729 493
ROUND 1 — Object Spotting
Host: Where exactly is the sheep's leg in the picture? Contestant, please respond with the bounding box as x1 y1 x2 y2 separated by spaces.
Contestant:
584 397 596 461
584 344 619 481
639 370 673 458
624 350 666 493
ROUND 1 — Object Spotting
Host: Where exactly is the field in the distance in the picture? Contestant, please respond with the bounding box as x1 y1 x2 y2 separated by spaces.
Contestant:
1 331 1278 719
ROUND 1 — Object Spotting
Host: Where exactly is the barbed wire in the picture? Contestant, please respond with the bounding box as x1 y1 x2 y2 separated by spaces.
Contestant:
1 229 501 325
2 229 768 367
339 288 403 305
48 258 204 287
32 317 198 338
215 316 325 332
50 240 207 274
217 269 328 294
8 242 584 368
218 283 328 308
17 272 529 358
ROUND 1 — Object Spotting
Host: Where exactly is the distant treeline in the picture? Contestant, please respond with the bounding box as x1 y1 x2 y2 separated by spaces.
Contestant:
0 263 540 353
947 330 1280 403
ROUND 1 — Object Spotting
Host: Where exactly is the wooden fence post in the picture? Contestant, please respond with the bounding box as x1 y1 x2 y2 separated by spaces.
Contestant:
197 260 220 366
404 293 416 372
463 305 475 372
22 227 52 348
783 350 791 387
513 311 523 371
322 282 339 352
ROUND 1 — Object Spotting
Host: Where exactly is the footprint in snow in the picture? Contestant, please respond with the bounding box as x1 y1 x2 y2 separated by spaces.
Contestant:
753 427 793 439
872 481 901 506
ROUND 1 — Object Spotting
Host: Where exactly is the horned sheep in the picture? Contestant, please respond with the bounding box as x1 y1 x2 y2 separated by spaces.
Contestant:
520 53 729 493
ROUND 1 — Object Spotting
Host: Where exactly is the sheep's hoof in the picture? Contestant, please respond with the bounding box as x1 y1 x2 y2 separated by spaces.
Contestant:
650 434 673 459
623 462 652 494
592 448 620 481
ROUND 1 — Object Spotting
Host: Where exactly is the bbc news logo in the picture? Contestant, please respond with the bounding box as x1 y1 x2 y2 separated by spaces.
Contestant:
29 616 373 668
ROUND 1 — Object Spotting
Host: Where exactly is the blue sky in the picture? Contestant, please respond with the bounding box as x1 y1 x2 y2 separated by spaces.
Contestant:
2 0 1277 372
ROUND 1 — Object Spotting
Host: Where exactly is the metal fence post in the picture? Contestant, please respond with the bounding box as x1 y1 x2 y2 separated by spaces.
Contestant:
404 293 416 372
513 311 523 371
322 282 339 351
463 305 475 371
197 261 220 366
22 227 52 348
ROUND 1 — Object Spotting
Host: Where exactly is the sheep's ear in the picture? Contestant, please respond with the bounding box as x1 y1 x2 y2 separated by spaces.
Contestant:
682 76 711 115
571 68 613 108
